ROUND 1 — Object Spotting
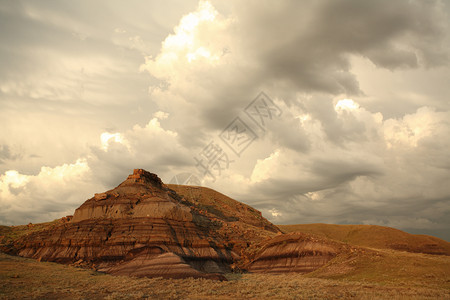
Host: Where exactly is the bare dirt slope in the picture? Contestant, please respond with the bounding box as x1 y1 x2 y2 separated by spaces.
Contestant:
278 223 450 255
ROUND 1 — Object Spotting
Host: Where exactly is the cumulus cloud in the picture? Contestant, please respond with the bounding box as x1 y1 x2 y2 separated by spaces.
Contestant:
0 159 101 225
87 113 195 187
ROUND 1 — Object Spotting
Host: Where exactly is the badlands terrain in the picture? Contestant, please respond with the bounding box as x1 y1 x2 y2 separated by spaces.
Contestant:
1 169 449 299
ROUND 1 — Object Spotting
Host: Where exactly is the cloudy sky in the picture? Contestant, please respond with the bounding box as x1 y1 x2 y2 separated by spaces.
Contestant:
1 0 449 241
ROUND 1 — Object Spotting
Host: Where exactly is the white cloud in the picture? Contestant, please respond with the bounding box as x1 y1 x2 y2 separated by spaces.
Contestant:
132 118 178 137
140 0 225 79
100 132 128 151
268 208 282 218
0 159 100 225
153 111 170 120
383 106 446 148
251 150 280 183
0 171 30 198
87 115 192 188
335 99 360 111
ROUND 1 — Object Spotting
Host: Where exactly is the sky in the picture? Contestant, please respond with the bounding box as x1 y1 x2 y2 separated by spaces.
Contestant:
1 0 449 241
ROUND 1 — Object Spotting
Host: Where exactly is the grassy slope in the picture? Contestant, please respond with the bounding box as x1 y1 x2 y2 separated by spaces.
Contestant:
1 252 448 300
278 223 450 255
0 221 59 252
166 184 274 227
167 184 280 255
309 247 450 288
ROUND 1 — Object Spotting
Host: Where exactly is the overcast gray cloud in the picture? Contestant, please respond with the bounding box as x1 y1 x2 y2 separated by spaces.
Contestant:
0 0 449 241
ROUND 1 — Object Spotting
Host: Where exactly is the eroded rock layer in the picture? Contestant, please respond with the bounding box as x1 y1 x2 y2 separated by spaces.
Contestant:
246 232 346 273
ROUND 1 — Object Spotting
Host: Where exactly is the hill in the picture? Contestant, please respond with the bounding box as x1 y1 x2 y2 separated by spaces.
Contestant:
1 169 281 280
278 223 450 255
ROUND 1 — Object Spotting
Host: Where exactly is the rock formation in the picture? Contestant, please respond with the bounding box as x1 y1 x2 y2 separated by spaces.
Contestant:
245 232 347 273
7 169 281 280
11 170 242 280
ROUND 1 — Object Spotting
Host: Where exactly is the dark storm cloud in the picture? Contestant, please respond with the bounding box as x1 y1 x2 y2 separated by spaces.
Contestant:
251 155 383 200
0 145 21 164
234 0 448 95
267 116 311 153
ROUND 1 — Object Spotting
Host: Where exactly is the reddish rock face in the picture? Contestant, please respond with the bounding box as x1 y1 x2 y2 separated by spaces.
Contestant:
245 232 345 274
13 169 241 280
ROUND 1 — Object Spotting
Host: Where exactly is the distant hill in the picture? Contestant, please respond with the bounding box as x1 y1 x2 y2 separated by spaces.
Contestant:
278 223 450 255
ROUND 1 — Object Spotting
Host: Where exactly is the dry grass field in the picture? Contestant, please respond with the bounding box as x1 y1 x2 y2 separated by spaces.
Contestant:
1 251 449 299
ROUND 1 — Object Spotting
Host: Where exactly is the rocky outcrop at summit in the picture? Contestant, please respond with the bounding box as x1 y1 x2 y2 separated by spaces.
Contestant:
71 169 190 222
